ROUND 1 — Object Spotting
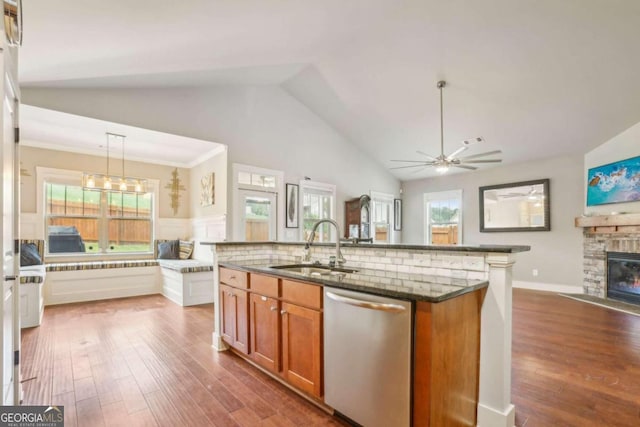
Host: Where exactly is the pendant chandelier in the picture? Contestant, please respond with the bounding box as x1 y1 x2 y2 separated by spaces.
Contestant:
82 132 148 193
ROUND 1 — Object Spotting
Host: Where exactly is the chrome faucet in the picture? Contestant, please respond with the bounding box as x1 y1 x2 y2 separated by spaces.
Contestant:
306 219 346 266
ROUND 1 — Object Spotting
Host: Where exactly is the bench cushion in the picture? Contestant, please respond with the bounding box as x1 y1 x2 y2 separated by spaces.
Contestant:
20 265 46 284
46 260 159 272
158 259 213 274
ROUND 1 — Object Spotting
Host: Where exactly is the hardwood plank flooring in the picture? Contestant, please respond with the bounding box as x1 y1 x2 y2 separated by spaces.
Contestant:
21 295 345 426
22 290 640 426
512 289 640 427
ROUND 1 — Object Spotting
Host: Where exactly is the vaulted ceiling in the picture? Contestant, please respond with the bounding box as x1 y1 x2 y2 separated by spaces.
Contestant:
20 0 640 180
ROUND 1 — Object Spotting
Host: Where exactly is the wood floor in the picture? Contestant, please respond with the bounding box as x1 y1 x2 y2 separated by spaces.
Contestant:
512 289 640 427
21 289 640 426
20 295 345 426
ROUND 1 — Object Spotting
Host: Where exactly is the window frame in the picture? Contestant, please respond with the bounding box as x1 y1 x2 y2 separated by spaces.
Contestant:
370 191 395 243
36 167 159 258
231 163 283 241
299 180 336 242
423 189 463 246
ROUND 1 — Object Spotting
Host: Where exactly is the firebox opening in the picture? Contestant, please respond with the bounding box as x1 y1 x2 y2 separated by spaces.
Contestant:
607 252 640 305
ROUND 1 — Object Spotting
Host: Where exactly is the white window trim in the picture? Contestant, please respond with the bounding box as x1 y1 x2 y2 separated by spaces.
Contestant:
423 189 463 245
231 163 284 241
370 190 395 243
299 180 336 241
36 166 159 258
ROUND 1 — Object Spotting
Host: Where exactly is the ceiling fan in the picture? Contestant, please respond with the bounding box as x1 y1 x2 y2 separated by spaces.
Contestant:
390 80 502 174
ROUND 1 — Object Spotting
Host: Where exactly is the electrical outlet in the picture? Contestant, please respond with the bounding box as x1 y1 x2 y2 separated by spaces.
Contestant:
532 269 539 277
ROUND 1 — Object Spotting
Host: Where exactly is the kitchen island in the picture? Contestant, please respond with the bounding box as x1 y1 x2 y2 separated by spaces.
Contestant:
202 241 530 427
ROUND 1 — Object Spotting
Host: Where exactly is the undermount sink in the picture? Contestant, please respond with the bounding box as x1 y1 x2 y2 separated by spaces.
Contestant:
270 264 358 277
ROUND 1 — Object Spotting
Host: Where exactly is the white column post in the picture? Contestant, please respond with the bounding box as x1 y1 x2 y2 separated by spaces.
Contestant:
211 248 229 351
477 253 516 427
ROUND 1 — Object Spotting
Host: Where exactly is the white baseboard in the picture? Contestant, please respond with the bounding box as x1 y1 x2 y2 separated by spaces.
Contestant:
477 402 515 427
512 280 582 294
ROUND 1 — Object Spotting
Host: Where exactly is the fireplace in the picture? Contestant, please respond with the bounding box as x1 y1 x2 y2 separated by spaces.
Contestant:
607 252 640 305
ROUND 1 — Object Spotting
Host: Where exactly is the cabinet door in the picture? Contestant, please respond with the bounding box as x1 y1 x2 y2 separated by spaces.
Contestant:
219 284 235 346
233 288 250 354
220 284 249 354
250 294 280 372
281 302 323 398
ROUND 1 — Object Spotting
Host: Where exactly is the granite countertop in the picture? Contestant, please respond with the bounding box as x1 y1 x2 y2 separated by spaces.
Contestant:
218 259 489 303
203 240 530 253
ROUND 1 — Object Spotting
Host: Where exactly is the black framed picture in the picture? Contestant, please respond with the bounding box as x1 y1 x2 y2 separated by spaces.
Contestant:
286 183 299 228
394 199 402 231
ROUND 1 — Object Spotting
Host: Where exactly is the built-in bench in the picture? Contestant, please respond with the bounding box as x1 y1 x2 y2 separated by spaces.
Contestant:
19 240 46 328
29 239 214 310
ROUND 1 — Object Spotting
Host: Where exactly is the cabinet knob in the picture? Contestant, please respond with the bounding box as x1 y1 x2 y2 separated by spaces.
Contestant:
261 296 267 301
270 306 277 311
227 292 232 297
230 275 236 279
280 310 287 315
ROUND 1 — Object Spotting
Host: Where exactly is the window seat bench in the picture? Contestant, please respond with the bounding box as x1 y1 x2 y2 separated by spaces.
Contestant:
19 265 46 328
42 259 214 307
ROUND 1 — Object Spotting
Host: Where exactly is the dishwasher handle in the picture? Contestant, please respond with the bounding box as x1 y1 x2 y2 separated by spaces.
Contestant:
326 291 406 313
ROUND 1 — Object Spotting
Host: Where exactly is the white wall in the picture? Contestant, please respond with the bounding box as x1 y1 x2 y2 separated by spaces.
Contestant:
22 85 401 241
584 120 640 213
402 153 584 291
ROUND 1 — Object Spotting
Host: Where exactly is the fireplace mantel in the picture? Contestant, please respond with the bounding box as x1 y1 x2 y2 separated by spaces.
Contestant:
575 213 640 234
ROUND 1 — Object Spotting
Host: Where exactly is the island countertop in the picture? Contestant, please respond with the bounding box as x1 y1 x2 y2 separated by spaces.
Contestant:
218 259 489 303
203 240 531 253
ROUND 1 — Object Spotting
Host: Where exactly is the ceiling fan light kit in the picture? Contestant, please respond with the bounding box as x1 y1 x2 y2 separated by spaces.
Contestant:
390 80 502 174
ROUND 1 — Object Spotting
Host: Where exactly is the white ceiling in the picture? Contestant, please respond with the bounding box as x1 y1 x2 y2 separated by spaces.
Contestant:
21 105 225 168
19 0 640 180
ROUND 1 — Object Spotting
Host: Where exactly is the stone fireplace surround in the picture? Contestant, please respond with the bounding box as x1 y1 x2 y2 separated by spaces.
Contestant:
576 213 640 297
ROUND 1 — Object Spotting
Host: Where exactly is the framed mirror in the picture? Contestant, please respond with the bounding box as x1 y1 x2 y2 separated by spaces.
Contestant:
479 178 550 232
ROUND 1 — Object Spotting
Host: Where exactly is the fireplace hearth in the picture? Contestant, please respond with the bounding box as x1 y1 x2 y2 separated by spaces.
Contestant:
607 252 640 305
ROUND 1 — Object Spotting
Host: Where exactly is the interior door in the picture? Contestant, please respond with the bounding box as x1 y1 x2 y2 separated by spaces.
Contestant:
238 190 277 241
1 70 17 405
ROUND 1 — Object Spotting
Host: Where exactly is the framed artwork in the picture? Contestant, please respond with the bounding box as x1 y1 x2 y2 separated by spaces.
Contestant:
394 199 402 231
200 172 215 206
587 155 640 206
286 183 299 228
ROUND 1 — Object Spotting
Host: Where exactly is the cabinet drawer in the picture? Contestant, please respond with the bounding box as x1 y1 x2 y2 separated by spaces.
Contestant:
250 274 279 297
281 279 322 310
220 267 248 289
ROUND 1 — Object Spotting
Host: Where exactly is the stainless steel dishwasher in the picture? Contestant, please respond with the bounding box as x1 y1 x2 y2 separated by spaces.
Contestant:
324 288 412 427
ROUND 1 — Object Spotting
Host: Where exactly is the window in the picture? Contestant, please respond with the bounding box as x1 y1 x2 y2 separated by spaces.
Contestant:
424 190 462 245
300 181 336 242
45 182 153 255
370 191 394 243
232 164 283 241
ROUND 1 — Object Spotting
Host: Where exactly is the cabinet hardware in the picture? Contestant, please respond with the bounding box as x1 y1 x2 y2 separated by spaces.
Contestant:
270 306 277 311
261 296 267 301
280 310 287 315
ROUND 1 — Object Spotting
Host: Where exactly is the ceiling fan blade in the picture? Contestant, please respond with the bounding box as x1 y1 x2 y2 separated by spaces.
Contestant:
459 150 502 160
416 150 438 161
390 163 434 170
453 164 478 170
446 146 468 160
462 159 502 164
390 159 431 163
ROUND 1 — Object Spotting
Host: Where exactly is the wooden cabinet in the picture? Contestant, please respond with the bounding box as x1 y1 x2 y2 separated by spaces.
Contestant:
223 269 324 399
281 301 322 397
344 195 371 240
219 277 249 354
249 293 280 372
